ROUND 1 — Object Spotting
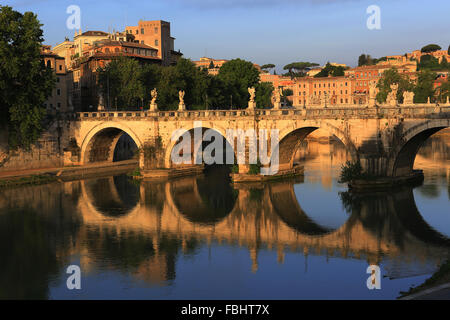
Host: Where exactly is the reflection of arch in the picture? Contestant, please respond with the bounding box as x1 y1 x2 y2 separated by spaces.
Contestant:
81 175 140 218
268 182 337 235
164 125 234 168
389 120 449 177
168 171 237 225
80 122 143 164
341 187 450 248
274 122 357 171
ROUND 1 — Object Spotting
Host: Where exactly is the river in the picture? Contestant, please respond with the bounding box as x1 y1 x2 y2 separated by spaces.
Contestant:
0 129 449 300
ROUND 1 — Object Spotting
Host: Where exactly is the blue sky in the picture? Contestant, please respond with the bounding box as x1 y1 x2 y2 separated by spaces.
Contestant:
5 0 450 72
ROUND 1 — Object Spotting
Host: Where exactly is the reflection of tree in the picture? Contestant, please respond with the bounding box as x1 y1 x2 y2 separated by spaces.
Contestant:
83 227 202 282
0 190 79 299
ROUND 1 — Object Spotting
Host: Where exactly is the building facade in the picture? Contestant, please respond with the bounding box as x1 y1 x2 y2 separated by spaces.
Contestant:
41 45 70 114
125 20 182 66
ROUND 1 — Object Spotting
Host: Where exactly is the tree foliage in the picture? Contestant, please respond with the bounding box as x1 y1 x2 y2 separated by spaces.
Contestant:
314 62 345 78
421 44 442 53
414 70 437 103
376 68 415 103
283 62 319 78
0 6 55 149
261 64 275 70
255 82 274 109
358 53 386 66
437 79 450 103
217 58 260 109
417 54 449 71
97 57 145 109
98 57 266 110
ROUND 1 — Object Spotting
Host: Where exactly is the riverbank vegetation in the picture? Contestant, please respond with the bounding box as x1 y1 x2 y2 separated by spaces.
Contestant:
0 175 57 188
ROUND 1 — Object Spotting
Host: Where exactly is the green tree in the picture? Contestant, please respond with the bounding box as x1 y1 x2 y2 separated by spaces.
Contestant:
421 44 442 53
314 62 345 78
418 54 441 71
217 59 260 109
358 54 370 66
437 79 450 103
283 62 319 78
414 70 437 103
97 57 145 109
0 6 55 149
376 68 415 103
261 64 275 74
255 82 274 109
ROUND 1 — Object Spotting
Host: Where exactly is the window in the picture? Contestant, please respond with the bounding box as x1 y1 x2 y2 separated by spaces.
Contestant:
141 28 145 34
141 40 144 44
57 89 61 96
57 102 61 109
46 60 51 68
59 64 62 71
155 39 159 46
154 27 158 33
136 30 139 34
56 77 60 83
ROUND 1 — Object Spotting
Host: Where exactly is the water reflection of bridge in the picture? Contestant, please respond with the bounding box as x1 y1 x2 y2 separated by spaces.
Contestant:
77 174 450 275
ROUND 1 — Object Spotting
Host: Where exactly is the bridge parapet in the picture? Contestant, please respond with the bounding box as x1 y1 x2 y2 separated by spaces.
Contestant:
76 104 450 121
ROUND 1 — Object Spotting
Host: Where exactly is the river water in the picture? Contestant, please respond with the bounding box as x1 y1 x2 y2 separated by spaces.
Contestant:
0 130 449 300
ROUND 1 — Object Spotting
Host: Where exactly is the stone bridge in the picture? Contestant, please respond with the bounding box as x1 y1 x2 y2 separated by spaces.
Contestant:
65 103 450 181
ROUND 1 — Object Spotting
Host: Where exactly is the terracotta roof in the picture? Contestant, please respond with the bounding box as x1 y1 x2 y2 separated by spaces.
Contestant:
79 31 109 37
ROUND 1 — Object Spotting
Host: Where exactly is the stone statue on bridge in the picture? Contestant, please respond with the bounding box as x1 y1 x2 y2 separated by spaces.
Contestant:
368 81 378 107
248 87 256 110
150 88 158 111
387 83 399 106
273 87 282 109
403 91 414 105
178 90 186 111
248 87 255 103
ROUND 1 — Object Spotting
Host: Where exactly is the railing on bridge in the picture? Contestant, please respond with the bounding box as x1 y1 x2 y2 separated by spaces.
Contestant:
76 104 450 121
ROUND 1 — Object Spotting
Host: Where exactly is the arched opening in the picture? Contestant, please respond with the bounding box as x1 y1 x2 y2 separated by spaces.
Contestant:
82 127 139 164
273 126 355 174
392 126 449 177
168 127 236 175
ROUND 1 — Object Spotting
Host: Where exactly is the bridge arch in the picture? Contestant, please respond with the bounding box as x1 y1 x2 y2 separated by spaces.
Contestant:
163 124 235 169
273 122 358 172
388 119 450 177
80 122 143 165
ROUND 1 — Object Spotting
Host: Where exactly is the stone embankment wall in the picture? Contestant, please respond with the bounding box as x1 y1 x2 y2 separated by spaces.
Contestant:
0 125 64 172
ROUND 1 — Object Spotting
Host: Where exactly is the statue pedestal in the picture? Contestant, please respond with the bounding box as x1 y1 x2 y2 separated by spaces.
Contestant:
149 103 158 112
248 101 256 110
388 100 397 107
273 102 281 109
178 103 186 111
369 98 376 108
